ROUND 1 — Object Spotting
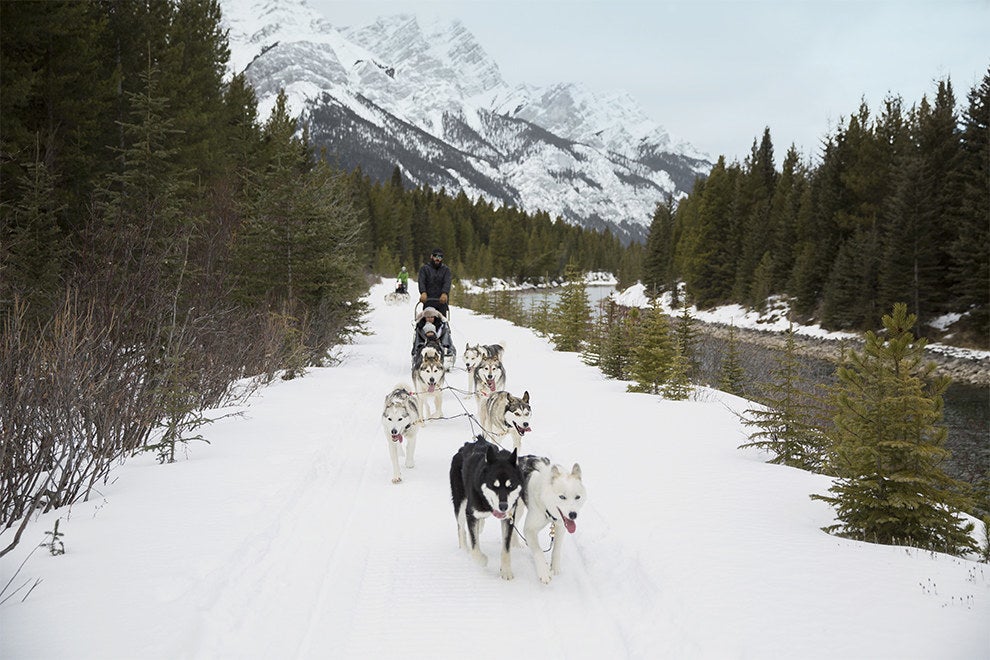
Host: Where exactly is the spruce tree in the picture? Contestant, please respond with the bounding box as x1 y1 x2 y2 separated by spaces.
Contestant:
661 341 692 400
597 301 635 379
674 300 699 380
812 304 976 554
1 152 68 320
718 323 747 395
642 196 676 295
627 302 673 394
550 263 591 352
950 68 990 339
739 326 828 471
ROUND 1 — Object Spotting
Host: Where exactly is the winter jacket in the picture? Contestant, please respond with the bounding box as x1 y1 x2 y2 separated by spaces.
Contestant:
418 262 452 301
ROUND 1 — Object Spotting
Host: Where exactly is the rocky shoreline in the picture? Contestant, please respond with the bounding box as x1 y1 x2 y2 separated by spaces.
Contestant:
700 322 990 387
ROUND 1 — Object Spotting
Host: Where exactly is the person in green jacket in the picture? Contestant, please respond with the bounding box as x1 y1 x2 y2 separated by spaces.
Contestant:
396 266 409 294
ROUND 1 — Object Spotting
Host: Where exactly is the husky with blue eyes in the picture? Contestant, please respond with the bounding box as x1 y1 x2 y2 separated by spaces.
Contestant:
511 455 587 584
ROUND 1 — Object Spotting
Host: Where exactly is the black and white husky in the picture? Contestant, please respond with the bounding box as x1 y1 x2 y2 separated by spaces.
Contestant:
380 386 420 484
449 438 523 578
478 390 532 450
412 345 446 419
512 456 586 584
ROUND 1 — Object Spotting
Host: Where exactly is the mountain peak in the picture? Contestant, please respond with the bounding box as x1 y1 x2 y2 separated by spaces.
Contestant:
220 0 712 242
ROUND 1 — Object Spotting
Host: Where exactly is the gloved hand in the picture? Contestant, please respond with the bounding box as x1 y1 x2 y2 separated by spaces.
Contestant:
439 293 448 304
420 292 427 302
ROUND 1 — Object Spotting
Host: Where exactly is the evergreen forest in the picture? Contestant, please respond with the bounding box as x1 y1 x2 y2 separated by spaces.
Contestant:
641 70 989 347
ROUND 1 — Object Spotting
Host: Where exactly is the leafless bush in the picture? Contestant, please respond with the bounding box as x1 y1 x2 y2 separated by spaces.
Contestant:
1 293 160 556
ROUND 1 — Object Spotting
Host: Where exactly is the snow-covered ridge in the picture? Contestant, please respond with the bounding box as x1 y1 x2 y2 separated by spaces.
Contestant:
219 0 713 240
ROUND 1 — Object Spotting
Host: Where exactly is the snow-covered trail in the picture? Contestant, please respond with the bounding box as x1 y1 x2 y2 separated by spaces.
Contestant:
2 280 988 659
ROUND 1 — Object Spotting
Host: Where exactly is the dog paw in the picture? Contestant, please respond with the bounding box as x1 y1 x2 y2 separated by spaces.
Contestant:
500 568 514 581
550 565 561 576
405 460 415 468
391 476 402 484
538 572 552 585
471 550 488 566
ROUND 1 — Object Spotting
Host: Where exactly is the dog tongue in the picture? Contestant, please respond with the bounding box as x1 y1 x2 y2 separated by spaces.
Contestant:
560 511 576 534
428 383 435 392
391 433 403 443
492 510 505 519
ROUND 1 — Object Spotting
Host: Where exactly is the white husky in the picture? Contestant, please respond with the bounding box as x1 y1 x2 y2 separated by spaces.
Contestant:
478 390 531 451
511 456 586 583
380 386 421 484
412 345 446 419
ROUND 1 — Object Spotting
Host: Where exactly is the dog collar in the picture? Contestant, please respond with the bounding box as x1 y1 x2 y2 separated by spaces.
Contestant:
545 508 558 521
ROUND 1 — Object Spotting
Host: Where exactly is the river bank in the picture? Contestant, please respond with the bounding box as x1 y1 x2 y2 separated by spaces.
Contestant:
700 321 990 387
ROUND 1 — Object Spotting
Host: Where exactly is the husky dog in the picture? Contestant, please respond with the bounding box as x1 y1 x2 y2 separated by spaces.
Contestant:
512 456 586 584
449 437 523 577
478 390 532 450
380 386 420 484
472 348 506 402
463 343 504 394
412 345 446 419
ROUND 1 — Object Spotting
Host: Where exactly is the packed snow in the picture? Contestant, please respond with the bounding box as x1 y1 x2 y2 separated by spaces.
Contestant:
2 279 988 659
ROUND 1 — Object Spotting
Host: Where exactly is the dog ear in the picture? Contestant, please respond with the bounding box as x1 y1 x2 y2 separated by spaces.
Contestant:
486 443 497 464
509 447 517 464
522 390 529 403
571 463 582 479
550 465 561 479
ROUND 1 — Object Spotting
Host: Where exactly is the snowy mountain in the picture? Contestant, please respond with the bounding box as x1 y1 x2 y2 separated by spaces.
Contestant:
220 0 713 243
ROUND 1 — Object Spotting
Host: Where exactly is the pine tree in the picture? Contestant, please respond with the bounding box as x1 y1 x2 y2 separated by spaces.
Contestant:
674 300 699 380
718 323 747 395
596 301 635 379
641 196 676 296
661 341 692 400
739 326 828 471
627 302 673 394
550 263 591 352
950 68 990 339
1 149 68 320
812 304 976 554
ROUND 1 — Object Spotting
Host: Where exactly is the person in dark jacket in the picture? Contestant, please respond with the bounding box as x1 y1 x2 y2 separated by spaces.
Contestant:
418 248 452 317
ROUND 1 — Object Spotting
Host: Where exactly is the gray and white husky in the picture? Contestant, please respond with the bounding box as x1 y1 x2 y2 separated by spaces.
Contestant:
463 342 504 394
381 386 421 484
472 350 507 403
478 390 532 451
511 456 586 583
413 345 446 419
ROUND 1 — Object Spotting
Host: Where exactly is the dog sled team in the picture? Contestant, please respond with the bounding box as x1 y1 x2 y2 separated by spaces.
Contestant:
378 248 587 584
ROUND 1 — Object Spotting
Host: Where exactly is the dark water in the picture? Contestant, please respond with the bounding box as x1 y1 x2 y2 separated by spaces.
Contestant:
694 332 990 486
510 286 990 486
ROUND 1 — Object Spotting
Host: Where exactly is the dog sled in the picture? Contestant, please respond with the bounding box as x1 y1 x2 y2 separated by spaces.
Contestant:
384 280 410 305
411 300 456 370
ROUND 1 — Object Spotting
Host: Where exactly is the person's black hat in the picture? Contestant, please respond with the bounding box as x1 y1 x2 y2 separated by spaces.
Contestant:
431 248 444 259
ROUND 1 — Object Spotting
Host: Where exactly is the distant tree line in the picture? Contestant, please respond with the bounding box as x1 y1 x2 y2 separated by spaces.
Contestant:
353 165 643 288
642 70 990 346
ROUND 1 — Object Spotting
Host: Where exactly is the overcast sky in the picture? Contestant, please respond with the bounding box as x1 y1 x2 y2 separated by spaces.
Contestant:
306 0 989 164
